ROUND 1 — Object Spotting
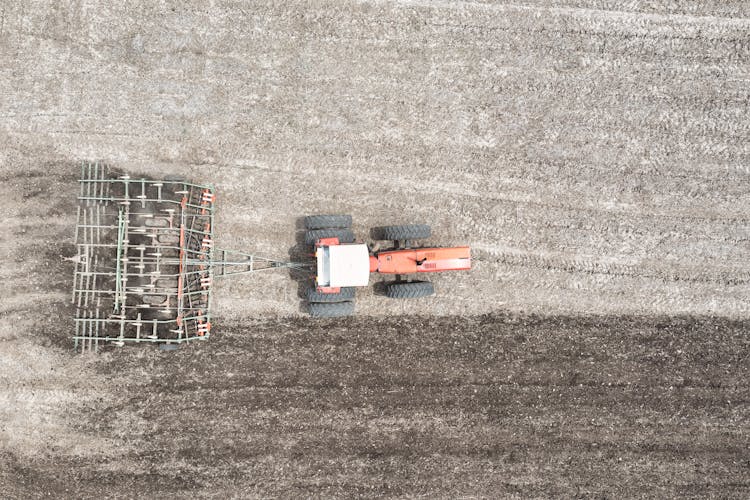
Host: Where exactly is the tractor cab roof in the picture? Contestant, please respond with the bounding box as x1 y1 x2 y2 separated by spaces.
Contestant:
316 243 370 288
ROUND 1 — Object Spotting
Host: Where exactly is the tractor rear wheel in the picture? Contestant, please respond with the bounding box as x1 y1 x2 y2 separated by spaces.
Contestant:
306 287 356 303
309 301 355 318
305 228 355 245
305 214 352 230
385 280 434 299
376 224 431 241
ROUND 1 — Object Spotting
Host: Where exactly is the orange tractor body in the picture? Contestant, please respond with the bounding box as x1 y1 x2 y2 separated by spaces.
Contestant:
370 246 471 274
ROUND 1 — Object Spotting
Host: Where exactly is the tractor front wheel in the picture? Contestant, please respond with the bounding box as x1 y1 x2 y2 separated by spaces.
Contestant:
375 224 431 241
309 301 355 318
385 280 435 299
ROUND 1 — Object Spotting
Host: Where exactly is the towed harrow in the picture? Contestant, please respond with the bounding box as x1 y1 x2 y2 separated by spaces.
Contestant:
72 162 308 351
72 163 471 351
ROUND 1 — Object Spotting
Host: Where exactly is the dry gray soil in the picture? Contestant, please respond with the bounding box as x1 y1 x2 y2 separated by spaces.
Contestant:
1 0 749 498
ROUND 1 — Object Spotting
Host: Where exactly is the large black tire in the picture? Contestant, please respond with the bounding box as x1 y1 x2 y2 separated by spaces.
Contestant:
376 224 431 241
305 214 352 230
306 287 356 303
386 281 435 299
305 228 355 245
309 301 355 318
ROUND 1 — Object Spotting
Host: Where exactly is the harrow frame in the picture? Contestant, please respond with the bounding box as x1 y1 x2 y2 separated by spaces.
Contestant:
72 162 305 351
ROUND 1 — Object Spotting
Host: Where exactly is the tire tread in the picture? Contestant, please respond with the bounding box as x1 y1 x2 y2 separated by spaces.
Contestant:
377 224 431 241
306 287 356 303
309 301 355 317
305 228 355 245
386 281 435 299
305 214 352 230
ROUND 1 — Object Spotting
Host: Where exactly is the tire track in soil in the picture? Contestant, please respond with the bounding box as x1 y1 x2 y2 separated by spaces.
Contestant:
472 244 750 286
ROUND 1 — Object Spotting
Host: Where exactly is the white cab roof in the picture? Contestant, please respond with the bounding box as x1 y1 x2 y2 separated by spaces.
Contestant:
316 244 370 287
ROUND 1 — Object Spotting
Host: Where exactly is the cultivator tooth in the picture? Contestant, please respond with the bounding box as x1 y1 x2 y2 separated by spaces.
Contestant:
201 190 215 203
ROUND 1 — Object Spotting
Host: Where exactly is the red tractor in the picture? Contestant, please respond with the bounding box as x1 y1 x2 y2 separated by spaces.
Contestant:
303 215 471 317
